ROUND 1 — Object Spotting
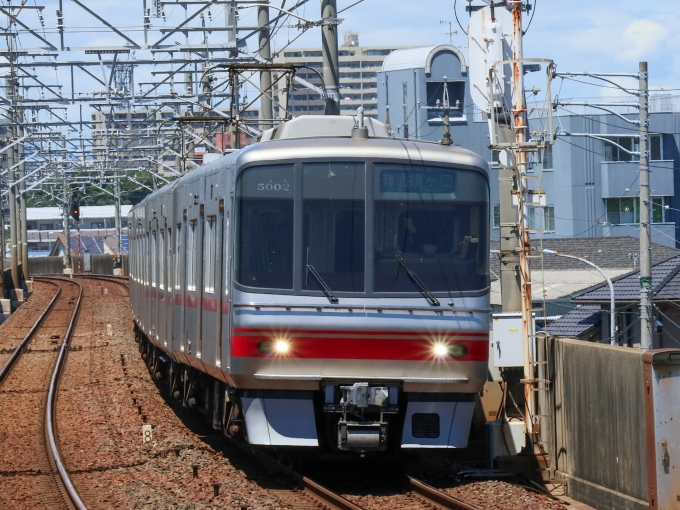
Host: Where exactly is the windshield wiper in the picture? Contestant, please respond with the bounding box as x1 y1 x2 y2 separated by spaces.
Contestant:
395 255 440 306
306 264 339 303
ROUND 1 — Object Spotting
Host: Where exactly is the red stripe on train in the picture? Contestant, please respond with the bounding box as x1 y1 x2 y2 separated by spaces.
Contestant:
233 327 488 338
231 334 488 361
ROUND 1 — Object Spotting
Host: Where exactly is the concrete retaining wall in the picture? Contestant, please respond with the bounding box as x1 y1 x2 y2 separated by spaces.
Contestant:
28 255 128 276
544 338 648 510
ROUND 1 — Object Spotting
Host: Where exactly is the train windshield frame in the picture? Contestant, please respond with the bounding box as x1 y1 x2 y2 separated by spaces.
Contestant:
234 160 489 298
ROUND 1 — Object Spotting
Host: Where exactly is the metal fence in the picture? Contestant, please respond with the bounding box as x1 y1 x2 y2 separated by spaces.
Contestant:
542 337 648 510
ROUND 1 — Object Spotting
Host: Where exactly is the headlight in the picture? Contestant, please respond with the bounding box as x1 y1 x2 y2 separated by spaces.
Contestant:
257 339 291 355
433 343 449 357
432 343 468 359
274 340 290 354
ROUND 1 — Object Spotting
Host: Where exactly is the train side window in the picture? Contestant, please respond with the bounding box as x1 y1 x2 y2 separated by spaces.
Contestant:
159 230 165 290
151 231 157 288
187 221 197 291
174 225 182 290
204 216 216 293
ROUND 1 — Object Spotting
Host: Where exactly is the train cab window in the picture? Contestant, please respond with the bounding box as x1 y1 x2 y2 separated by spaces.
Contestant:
373 164 489 294
204 216 216 293
235 165 294 290
302 162 365 292
187 221 197 291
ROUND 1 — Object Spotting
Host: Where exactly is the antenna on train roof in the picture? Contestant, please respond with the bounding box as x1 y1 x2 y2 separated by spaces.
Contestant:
351 107 369 139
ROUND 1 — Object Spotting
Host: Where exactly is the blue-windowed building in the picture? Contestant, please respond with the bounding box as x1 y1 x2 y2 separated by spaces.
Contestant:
377 45 680 248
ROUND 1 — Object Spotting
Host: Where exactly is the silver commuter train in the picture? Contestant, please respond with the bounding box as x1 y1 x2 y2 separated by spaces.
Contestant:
129 115 490 453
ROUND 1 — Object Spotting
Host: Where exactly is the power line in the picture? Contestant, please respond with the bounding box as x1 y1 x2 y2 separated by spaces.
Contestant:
523 0 537 35
453 0 468 36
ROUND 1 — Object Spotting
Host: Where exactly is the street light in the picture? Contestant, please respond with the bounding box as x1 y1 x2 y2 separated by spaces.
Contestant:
542 249 616 345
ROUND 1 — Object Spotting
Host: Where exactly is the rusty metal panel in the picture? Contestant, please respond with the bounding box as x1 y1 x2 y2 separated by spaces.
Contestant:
643 349 680 510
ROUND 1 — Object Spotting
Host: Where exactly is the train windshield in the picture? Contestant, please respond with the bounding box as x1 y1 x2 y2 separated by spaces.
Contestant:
373 164 488 293
236 164 295 289
235 162 488 296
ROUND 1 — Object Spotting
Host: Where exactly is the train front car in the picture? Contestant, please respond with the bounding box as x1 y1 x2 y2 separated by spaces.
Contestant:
230 117 490 453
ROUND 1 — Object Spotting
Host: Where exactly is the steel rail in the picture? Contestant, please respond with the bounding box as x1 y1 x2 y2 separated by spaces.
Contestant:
409 477 481 510
301 476 364 510
75 274 130 288
221 434 365 510
0 280 61 386
43 276 88 510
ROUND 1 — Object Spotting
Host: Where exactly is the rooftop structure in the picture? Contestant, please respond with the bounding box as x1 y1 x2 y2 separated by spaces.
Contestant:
490 237 679 314
275 31 407 118
23 206 131 256
377 46 680 248
537 252 680 347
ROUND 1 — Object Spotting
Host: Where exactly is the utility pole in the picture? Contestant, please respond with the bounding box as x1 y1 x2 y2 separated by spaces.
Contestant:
321 0 340 115
62 172 72 275
230 72 240 149
228 0 238 59
114 169 122 257
258 2 273 130
6 75 20 293
510 0 536 446
639 61 652 349
18 110 28 283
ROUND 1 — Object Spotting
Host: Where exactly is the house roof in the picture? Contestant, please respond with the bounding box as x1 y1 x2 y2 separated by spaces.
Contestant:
381 44 467 73
490 237 679 278
542 305 601 337
27 205 133 221
490 268 631 306
50 234 128 256
573 253 680 303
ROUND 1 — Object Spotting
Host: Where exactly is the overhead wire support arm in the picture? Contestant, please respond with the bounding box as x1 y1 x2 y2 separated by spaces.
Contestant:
552 70 641 96
70 0 141 49
559 132 641 156
554 100 640 125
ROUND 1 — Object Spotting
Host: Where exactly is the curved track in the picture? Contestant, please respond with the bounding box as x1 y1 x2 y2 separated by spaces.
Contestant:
0 277 86 510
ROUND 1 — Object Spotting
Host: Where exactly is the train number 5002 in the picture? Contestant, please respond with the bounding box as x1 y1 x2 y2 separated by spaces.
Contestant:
257 182 290 191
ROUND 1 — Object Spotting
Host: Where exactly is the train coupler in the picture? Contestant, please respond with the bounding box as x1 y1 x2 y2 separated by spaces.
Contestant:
338 421 388 451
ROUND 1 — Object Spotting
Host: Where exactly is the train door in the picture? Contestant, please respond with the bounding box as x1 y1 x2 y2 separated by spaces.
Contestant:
215 199 225 369
196 204 205 360
220 198 232 371
184 216 192 358
172 218 184 359
200 210 217 364
158 225 166 348
184 216 198 357
151 226 158 342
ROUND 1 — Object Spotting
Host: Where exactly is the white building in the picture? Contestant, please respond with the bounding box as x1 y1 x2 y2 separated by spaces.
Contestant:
25 205 132 255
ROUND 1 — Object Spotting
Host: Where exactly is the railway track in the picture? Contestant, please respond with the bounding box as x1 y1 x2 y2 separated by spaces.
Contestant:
409 477 482 510
0 276 86 510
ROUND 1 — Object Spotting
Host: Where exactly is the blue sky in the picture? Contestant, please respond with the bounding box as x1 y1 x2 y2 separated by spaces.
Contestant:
5 0 679 111
282 0 680 96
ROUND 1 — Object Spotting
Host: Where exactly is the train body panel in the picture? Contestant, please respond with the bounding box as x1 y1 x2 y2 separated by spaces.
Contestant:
129 116 491 451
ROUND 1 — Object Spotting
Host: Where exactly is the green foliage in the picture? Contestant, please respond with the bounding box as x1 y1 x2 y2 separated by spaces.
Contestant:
24 171 178 207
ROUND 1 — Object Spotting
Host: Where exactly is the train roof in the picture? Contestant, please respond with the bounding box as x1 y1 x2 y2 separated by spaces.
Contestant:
131 116 489 214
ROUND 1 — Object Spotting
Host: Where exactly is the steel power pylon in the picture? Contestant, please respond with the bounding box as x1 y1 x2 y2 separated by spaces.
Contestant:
0 0 344 287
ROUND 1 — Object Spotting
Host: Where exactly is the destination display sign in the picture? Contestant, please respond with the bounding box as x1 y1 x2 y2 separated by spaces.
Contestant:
379 168 456 194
